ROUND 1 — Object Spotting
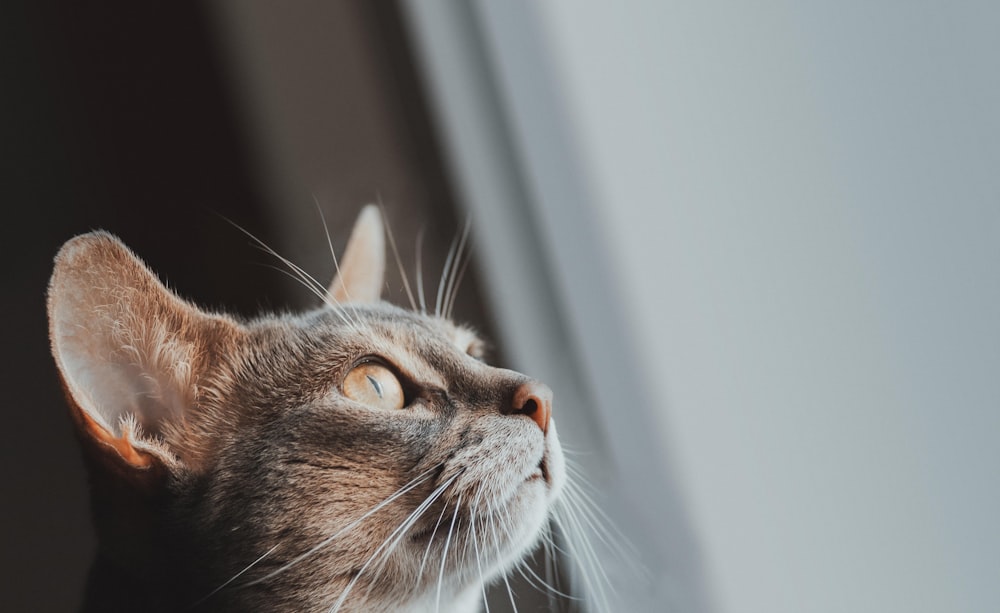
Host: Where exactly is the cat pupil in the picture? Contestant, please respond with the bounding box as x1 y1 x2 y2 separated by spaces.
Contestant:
366 374 383 399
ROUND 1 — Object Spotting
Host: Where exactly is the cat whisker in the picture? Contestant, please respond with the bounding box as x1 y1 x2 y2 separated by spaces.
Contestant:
225 217 323 297
553 497 614 612
331 473 459 612
415 227 428 314
555 441 595 459
435 491 462 613
369 474 462 591
259 264 358 329
469 491 490 613
273 266 368 336
378 202 418 313
541 522 558 611
252 244 326 301
544 519 562 605
443 217 472 321
561 487 622 557
539 524 572 559
314 202 366 330
241 465 441 589
551 505 597 610
188 544 279 609
435 227 461 318
314 200 348 299
445 244 471 321
485 499 519 613
515 552 579 601
561 465 641 566
225 216 360 331
416 495 450 582
540 519 582 602
562 459 608 497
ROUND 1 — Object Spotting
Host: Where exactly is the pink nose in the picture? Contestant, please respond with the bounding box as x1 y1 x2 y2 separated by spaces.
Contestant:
509 380 552 434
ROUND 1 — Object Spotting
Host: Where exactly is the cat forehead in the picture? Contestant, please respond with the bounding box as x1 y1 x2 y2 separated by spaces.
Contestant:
293 304 480 366
325 303 475 345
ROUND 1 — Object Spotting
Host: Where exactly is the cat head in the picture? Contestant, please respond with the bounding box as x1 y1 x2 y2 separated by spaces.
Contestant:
48 207 565 611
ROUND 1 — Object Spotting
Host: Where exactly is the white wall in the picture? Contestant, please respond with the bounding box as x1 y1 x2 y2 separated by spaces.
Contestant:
409 1 1000 612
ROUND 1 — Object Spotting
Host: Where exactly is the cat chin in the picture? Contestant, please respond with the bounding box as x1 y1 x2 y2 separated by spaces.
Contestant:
467 423 567 580
413 492 550 600
403 434 563 596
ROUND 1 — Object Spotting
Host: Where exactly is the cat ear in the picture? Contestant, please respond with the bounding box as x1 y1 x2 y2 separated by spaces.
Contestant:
48 232 238 476
327 205 386 304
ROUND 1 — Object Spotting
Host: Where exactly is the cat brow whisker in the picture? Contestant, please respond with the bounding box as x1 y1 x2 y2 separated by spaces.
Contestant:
225 216 360 331
414 227 428 314
260 263 363 333
225 216 323 296
443 217 472 321
445 244 472 321
259 264 353 326
435 228 461 318
250 243 325 299
378 203 418 313
314 202 365 329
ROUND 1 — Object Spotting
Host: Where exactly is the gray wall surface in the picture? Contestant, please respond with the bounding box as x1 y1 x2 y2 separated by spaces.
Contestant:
408 1 1000 611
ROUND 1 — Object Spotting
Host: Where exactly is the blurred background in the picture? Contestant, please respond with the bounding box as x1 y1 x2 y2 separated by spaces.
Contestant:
3 1 998 612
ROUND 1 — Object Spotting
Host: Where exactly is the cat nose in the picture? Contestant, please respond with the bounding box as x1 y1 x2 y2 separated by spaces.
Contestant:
509 380 552 434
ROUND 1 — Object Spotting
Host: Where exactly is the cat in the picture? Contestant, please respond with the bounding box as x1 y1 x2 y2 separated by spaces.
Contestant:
47 207 573 612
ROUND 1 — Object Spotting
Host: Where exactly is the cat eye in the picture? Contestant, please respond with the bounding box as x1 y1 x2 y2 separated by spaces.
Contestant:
342 362 405 410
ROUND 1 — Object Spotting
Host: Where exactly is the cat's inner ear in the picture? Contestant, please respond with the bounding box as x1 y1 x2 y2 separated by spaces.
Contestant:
327 205 386 305
48 232 236 472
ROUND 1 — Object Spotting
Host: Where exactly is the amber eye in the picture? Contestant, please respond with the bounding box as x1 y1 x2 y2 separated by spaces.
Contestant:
343 362 405 410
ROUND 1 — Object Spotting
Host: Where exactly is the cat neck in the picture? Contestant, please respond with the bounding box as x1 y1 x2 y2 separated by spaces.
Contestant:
404 584 484 613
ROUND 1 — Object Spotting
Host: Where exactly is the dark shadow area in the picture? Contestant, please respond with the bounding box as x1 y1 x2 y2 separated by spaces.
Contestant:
2 2 285 611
